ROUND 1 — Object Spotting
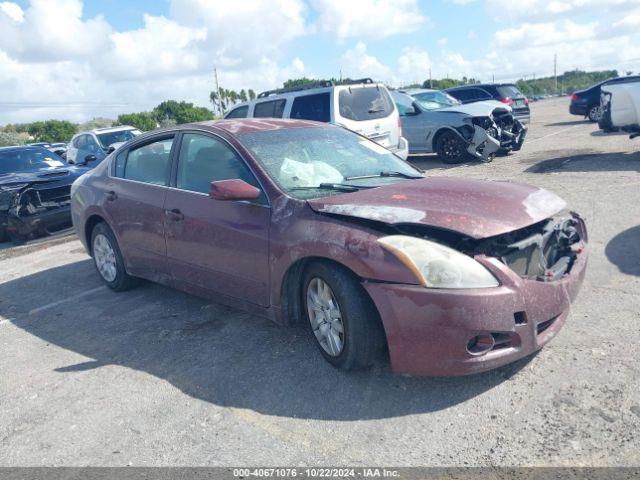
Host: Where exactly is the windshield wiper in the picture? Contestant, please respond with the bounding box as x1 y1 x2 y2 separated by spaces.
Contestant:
289 183 375 192
368 108 385 114
344 171 423 181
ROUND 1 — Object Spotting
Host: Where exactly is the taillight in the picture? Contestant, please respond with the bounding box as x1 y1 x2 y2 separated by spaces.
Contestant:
397 115 402 138
571 94 578 101
524 98 529 106
499 97 513 105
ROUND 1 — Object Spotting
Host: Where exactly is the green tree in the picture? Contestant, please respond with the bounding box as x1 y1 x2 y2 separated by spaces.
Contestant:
117 112 157 131
0 131 27 147
247 89 256 100
27 120 77 143
152 100 214 125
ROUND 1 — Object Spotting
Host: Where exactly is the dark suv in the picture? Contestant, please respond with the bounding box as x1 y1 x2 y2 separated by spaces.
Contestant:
445 84 530 124
570 76 640 122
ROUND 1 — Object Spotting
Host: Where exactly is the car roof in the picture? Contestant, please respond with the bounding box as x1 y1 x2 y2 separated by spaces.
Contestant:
400 88 439 95
0 145 50 152
76 125 137 135
196 118 326 135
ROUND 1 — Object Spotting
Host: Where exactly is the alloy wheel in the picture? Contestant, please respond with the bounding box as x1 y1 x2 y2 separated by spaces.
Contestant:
93 233 117 282
306 277 344 357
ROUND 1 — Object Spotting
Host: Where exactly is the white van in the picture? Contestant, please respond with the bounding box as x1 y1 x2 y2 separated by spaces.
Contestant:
600 79 640 139
224 79 409 159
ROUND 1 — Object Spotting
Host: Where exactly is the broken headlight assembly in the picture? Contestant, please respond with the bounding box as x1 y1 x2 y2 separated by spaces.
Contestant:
377 235 499 289
0 185 26 211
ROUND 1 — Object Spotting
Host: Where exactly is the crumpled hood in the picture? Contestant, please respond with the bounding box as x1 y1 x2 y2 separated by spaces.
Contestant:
434 101 510 117
307 177 567 239
0 167 87 188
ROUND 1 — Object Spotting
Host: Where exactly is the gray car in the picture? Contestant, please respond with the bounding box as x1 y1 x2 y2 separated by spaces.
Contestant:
392 89 527 164
67 126 141 167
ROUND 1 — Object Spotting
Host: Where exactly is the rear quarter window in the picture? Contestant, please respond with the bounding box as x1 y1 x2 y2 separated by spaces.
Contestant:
338 87 394 121
253 99 286 118
225 106 249 119
290 93 331 122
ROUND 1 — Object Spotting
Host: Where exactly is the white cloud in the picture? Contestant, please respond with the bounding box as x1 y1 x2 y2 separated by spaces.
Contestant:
0 1 23 22
311 0 430 41
487 0 640 22
340 41 391 80
0 0 312 123
397 47 431 83
0 0 112 62
493 20 598 50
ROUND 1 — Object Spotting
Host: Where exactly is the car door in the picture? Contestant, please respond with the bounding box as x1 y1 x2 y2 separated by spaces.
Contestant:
164 131 270 307
104 135 176 282
393 94 428 153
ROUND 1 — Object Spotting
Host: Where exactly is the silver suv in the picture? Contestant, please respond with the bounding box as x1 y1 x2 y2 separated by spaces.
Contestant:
224 79 409 159
67 126 141 166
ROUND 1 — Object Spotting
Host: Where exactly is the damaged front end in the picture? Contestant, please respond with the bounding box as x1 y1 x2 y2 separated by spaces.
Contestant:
0 181 73 241
395 212 586 283
455 108 527 161
476 213 585 281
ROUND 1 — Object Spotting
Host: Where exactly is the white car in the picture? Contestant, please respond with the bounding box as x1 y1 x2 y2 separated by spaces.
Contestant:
600 80 640 139
67 126 142 166
224 79 409 160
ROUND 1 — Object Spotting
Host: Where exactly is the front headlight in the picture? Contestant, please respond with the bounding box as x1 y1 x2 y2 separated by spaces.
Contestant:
377 235 499 289
0 185 27 211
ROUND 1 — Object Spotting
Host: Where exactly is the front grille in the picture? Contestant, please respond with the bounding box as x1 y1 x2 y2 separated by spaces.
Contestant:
481 216 582 281
36 185 71 204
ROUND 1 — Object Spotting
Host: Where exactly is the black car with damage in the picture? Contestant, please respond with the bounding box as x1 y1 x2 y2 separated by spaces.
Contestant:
0 146 89 242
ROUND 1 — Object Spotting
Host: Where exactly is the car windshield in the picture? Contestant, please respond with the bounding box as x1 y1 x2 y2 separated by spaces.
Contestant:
238 126 423 199
497 85 523 98
96 129 140 149
411 91 461 110
0 148 65 175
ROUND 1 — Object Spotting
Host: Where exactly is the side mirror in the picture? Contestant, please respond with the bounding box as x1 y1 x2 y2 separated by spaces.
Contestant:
107 146 117 154
80 154 97 166
209 179 260 201
404 105 419 116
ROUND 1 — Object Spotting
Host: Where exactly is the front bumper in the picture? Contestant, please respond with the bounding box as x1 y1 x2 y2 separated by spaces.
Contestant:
4 205 73 240
364 233 588 376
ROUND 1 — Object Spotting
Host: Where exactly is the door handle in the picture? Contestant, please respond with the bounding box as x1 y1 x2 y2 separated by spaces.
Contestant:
106 190 117 201
166 208 184 221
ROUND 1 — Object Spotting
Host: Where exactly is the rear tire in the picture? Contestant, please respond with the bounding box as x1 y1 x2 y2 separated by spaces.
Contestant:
588 105 602 122
302 261 386 370
90 222 139 292
436 131 468 164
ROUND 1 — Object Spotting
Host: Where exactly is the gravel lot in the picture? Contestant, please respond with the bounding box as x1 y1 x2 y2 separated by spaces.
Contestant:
1 98 639 466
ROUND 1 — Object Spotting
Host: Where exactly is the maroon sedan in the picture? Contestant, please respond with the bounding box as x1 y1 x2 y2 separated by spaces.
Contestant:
70 119 587 376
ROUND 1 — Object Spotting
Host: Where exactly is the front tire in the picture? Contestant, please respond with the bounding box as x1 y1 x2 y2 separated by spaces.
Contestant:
91 222 139 291
436 131 468 164
303 261 386 370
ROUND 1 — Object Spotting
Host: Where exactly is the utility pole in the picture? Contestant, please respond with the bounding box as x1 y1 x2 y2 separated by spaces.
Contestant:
492 74 495 84
554 54 558 95
429 66 432 88
214 67 222 115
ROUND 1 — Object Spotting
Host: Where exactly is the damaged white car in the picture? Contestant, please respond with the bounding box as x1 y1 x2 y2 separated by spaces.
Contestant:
599 79 640 139
392 89 527 163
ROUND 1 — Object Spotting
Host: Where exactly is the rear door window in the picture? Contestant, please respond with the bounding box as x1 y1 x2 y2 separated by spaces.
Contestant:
449 89 470 102
290 93 331 122
121 137 174 186
225 106 249 119
338 87 394 121
497 85 523 98
253 100 286 118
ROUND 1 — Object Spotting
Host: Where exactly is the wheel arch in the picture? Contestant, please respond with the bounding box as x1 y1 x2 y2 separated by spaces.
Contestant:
280 256 382 330
84 214 107 255
431 126 461 151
